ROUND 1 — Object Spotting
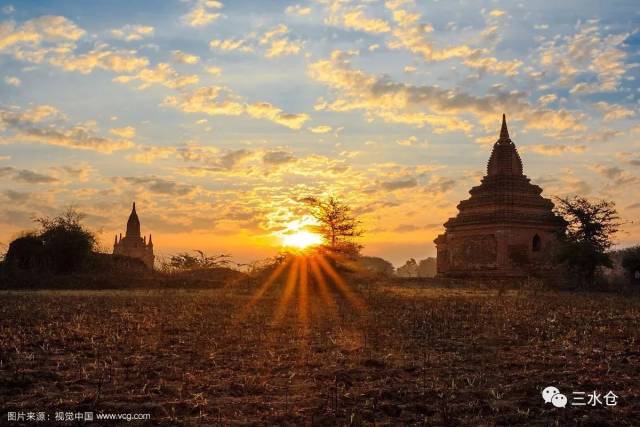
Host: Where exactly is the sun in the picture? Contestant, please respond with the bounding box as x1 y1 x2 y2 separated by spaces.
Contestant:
282 230 323 249
277 217 324 250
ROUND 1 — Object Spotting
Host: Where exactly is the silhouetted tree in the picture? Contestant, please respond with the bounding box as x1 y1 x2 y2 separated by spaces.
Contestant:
621 246 640 284
165 250 232 271
302 196 362 255
356 255 394 276
554 196 620 286
4 234 45 271
3 207 96 275
35 208 97 274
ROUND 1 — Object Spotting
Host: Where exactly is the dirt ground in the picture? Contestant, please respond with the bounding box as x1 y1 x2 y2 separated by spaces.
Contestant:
1 280 639 425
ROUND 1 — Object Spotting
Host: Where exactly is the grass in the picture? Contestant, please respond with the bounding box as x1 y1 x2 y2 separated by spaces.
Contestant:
1 280 639 425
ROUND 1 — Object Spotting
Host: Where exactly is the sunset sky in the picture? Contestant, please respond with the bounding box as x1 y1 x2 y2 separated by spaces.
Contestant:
0 0 638 265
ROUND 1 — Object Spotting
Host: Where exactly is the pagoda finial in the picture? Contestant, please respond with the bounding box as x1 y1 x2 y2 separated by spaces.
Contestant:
499 113 510 142
132 201 136 212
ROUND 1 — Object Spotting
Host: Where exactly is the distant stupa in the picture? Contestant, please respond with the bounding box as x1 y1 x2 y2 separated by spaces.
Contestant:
113 202 154 269
434 115 565 278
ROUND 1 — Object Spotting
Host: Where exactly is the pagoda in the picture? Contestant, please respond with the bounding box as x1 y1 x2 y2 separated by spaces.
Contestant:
434 115 565 278
113 202 155 269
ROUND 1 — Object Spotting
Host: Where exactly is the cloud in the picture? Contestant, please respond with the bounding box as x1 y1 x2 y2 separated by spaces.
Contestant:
425 176 456 194
323 2 390 34
383 2 522 76
162 86 244 116
342 9 390 34
126 143 222 164
588 164 638 186
109 126 136 139
308 50 583 134
308 125 332 134
462 52 522 76
385 1 472 61
246 102 309 129
0 166 58 184
616 152 640 167
172 50 200 64
113 176 198 196
523 144 587 156
0 105 133 153
110 24 154 42
595 101 635 122
4 75 20 86
379 177 418 191
396 135 426 147
126 146 177 164
258 24 302 58
181 0 223 27
54 164 93 182
538 94 557 106
209 38 253 53
210 25 302 58
264 37 302 58
205 66 222 75
263 150 296 165
0 15 84 51
218 149 253 169
114 62 199 89
539 22 630 94
3 189 30 203
163 86 309 129
15 169 59 184
48 44 149 74
285 4 312 16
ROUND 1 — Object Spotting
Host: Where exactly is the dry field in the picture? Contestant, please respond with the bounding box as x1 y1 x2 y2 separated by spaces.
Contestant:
1 280 639 425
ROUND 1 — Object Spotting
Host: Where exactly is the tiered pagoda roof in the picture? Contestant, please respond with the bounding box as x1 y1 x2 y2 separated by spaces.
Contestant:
443 115 565 229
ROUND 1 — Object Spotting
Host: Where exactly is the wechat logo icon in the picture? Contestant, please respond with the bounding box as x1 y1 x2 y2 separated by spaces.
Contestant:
542 386 567 408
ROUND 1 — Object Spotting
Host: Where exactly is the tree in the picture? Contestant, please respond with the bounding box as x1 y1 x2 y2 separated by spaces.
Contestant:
554 196 621 286
302 196 362 255
4 207 97 274
165 250 232 271
35 207 97 274
621 246 640 283
4 234 45 271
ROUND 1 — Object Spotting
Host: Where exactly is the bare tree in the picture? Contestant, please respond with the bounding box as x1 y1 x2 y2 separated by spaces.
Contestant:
302 196 362 255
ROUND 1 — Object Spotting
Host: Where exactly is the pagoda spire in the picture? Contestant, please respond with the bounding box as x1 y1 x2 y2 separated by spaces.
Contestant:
125 201 141 238
486 113 523 176
499 113 510 142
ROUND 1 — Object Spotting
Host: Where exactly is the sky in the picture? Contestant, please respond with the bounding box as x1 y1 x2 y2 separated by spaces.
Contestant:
0 0 638 266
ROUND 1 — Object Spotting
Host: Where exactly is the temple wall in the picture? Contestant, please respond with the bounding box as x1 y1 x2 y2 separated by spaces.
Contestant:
435 226 559 276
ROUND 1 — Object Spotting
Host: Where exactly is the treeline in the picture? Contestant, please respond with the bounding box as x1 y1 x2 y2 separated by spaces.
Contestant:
0 208 245 289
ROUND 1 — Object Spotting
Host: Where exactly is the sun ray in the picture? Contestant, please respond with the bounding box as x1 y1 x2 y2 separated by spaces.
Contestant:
316 253 367 313
297 256 309 329
273 257 299 324
309 255 338 315
236 258 290 322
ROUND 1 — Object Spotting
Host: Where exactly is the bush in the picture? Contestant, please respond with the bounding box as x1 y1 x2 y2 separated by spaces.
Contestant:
621 246 640 283
5 234 45 271
4 208 97 275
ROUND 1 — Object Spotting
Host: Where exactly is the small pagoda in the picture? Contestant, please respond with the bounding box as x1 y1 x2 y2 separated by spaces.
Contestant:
113 202 154 269
434 115 565 278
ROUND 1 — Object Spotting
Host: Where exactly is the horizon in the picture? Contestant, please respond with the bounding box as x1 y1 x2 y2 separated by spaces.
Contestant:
0 0 639 266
